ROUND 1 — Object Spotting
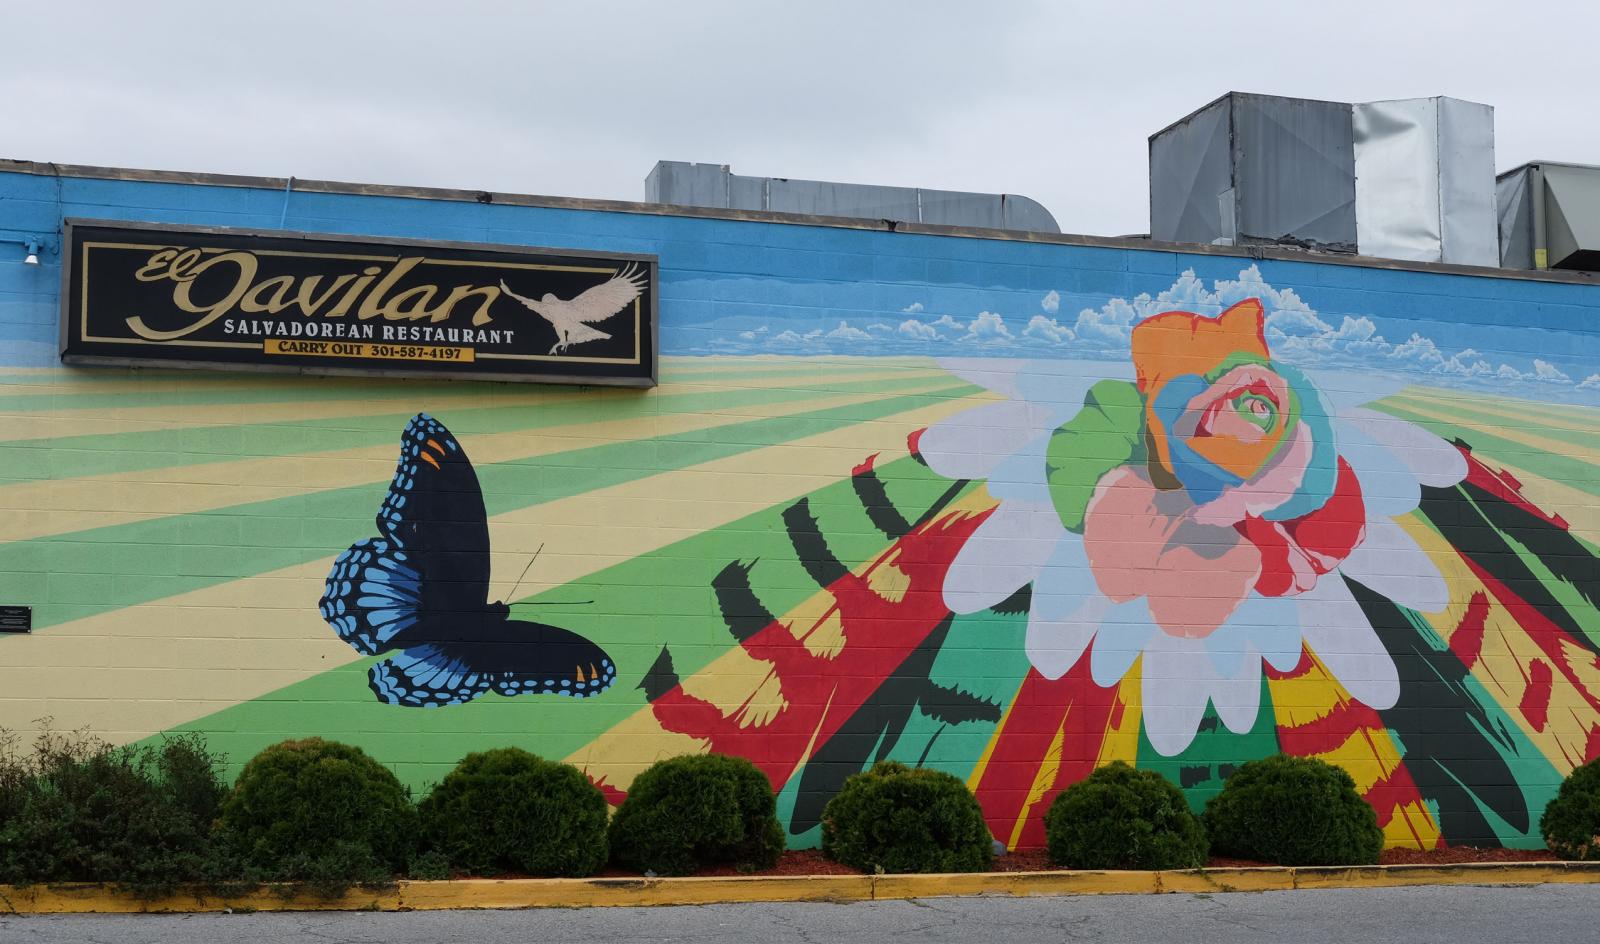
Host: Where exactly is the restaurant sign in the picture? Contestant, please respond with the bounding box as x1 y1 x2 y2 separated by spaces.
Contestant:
60 220 657 386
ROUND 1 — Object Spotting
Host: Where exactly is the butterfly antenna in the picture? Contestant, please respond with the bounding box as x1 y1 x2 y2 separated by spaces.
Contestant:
506 543 544 603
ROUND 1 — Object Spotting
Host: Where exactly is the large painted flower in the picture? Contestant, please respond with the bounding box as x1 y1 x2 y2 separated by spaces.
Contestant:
922 298 1467 754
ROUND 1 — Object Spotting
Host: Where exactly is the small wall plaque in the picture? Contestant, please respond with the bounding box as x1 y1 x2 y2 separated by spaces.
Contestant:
0 606 31 633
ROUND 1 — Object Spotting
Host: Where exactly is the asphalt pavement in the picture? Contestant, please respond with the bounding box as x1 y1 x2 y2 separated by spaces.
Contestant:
4 883 1595 943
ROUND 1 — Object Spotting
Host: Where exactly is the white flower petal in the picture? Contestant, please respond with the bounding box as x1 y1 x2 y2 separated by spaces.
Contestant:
987 433 1053 505
1030 530 1096 620
1344 407 1468 487
1090 598 1155 688
919 399 1057 481
1228 593 1305 672
1335 420 1422 518
1026 595 1107 680
1303 369 1409 409
1339 516 1450 613
1193 609 1253 678
937 358 1027 398
1014 361 1127 415
1140 636 1214 756
942 500 1064 614
1210 646 1266 735
1296 577 1400 709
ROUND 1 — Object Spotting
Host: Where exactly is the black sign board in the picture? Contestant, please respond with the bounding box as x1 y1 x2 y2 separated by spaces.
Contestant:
0 606 30 633
60 220 657 386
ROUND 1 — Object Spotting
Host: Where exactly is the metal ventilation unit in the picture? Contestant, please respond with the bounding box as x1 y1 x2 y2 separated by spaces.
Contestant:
1150 92 1357 252
1150 92 1499 266
1498 162 1600 271
645 161 1060 234
1353 97 1498 267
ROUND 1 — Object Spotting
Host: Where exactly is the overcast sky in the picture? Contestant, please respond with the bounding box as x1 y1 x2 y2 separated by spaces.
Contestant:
4 1 1596 237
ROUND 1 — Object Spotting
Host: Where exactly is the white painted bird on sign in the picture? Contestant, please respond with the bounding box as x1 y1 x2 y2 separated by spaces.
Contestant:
498 264 648 355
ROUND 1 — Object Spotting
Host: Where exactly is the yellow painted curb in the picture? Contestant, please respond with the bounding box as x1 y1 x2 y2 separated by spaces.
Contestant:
4 862 1598 914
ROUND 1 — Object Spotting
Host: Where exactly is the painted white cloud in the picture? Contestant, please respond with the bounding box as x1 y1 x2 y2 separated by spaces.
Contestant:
738 330 757 341
825 321 873 342
1533 359 1572 384
902 302 924 313
1041 289 1060 313
932 314 966 333
898 319 938 341
1389 333 1446 368
1073 296 1143 345
1023 314 1073 345
959 310 1013 345
1580 373 1600 390
867 322 893 334
767 328 825 351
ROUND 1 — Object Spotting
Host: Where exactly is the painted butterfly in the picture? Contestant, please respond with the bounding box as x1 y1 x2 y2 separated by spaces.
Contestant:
318 413 616 707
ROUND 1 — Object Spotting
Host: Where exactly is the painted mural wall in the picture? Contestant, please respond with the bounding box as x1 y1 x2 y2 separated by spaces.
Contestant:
3 167 1600 851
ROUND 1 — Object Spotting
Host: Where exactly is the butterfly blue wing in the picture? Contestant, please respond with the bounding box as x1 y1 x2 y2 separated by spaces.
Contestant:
377 413 491 614
318 538 424 655
366 619 618 707
368 643 495 707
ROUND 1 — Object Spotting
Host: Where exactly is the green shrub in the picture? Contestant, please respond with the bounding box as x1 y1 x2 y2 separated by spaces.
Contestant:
0 727 228 897
1541 757 1600 860
217 738 416 889
821 761 992 874
418 748 608 877
608 753 784 876
1203 754 1382 866
1044 762 1207 870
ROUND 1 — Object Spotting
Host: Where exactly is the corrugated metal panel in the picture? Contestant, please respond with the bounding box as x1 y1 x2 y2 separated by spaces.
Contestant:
644 161 1059 234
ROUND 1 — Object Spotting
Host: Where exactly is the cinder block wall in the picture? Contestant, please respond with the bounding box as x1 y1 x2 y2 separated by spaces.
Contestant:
3 166 1599 850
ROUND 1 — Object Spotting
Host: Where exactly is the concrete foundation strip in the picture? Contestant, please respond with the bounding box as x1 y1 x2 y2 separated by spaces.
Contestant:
4 863 1600 913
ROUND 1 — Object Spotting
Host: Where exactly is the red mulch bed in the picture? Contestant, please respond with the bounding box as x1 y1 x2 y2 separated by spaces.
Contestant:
461 846 1563 881
1379 846 1558 865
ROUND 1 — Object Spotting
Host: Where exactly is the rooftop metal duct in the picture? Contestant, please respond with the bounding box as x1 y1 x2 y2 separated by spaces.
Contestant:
1353 97 1498 266
1498 162 1600 271
645 161 1060 234
1150 92 1499 266
1150 92 1357 252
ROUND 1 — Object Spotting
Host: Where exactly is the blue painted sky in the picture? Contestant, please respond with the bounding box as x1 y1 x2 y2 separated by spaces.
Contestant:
665 263 1600 404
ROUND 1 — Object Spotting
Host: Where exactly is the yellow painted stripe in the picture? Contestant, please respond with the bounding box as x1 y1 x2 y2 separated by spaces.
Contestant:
1479 458 1600 547
1400 385 1600 425
0 366 938 442
0 376 956 544
1378 399 1600 466
0 392 994 742
1391 391 1600 437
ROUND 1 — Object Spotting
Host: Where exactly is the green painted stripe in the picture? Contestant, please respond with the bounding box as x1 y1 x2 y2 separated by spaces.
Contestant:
1402 387 1600 426
0 373 948 483
0 362 907 410
150 453 974 789
1458 489 1600 651
1374 403 1600 496
1383 395 1600 453
0 383 979 632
